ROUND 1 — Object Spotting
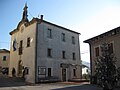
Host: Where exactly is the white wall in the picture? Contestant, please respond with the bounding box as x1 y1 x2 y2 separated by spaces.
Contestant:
36 22 81 81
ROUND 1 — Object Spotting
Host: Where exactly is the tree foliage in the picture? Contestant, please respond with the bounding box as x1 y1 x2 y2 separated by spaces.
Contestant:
95 43 117 90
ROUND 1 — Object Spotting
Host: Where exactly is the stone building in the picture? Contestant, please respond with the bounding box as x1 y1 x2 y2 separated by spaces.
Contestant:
9 4 82 83
84 26 120 83
0 49 10 74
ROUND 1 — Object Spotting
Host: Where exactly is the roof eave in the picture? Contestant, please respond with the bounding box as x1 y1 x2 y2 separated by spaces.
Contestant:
39 19 80 35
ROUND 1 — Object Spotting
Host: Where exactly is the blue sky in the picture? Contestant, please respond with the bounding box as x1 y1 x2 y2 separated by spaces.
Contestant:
1 0 120 62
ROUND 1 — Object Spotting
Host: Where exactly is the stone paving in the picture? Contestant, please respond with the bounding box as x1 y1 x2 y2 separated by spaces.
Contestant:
0 83 102 90
0 75 119 90
0 75 25 87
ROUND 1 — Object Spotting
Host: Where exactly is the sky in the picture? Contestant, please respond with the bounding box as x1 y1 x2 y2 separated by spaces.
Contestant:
1 0 120 62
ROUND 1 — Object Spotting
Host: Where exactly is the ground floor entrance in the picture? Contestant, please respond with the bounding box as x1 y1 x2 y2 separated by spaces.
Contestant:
62 69 66 81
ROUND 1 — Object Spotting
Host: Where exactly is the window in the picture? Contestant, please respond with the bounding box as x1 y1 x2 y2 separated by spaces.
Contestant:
24 67 29 75
73 53 76 60
27 37 30 47
47 29 52 38
48 68 51 77
61 33 65 42
95 47 99 57
73 69 76 77
108 43 113 54
3 56 6 61
19 40 23 55
47 48 52 57
72 36 75 44
62 51 66 59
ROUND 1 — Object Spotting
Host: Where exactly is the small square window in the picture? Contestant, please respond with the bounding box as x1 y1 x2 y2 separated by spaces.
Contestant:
3 56 6 61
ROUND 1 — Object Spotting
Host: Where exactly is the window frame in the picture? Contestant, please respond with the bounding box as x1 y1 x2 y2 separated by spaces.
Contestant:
95 46 99 57
27 37 30 47
19 40 23 55
72 36 75 44
48 68 52 77
47 29 52 38
62 51 66 59
73 69 76 77
38 66 46 75
47 48 52 57
61 33 65 42
72 52 76 60
3 56 7 61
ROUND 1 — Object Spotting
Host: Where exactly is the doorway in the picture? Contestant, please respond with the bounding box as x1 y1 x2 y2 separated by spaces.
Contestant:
48 68 51 77
62 69 66 81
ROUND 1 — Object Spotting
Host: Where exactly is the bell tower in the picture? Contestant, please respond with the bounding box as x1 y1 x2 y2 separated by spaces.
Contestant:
22 3 29 22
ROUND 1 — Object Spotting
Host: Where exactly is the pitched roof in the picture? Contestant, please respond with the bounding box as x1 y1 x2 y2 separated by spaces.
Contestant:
0 49 10 53
84 26 120 43
10 18 80 35
41 19 80 34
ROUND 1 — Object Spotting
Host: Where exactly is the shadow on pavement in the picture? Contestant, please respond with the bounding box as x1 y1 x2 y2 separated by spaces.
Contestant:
0 75 26 87
52 84 102 90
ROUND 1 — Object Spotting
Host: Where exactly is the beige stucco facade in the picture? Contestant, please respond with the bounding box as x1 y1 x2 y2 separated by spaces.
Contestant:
84 27 120 83
0 49 10 74
9 5 82 83
9 21 37 83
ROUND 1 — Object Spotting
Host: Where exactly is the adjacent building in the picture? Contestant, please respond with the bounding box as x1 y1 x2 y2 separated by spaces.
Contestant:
9 4 82 83
0 49 10 74
84 26 120 83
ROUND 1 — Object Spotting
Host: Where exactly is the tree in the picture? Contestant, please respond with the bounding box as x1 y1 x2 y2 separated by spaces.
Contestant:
95 43 117 90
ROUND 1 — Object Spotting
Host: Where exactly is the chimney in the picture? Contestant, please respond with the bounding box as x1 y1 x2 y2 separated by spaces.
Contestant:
41 15 43 21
